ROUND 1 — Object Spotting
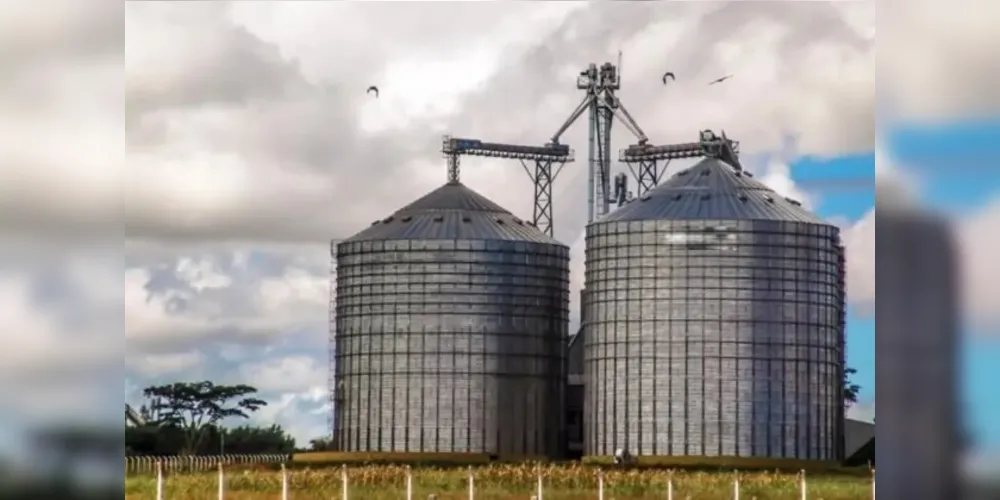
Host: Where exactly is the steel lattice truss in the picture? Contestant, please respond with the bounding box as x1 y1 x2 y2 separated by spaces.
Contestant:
441 60 752 237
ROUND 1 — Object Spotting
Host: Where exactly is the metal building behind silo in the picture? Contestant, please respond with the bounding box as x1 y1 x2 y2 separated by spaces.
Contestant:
333 181 570 459
583 157 846 465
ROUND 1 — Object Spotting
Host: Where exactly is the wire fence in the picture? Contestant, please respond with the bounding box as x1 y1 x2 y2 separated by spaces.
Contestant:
126 454 290 474
135 460 877 500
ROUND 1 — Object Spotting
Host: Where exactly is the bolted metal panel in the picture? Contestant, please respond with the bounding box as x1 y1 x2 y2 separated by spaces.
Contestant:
583 158 845 462
332 182 570 458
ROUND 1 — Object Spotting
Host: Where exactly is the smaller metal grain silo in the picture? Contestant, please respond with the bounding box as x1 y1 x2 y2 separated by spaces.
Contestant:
332 181 570 459
583 157 846 467
877 205 960 499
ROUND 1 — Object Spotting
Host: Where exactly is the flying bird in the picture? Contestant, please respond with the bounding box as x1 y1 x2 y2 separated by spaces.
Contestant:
708 75 733 85
661 71 675 84
366 85 379 97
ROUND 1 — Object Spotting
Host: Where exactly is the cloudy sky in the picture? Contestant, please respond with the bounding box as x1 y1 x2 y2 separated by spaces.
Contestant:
3 0 998 457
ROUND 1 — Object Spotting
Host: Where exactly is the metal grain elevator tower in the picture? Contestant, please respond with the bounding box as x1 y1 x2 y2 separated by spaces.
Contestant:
551 60 649 223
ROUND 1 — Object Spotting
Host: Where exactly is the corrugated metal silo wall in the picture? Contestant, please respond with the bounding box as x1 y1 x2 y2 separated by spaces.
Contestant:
876 210 960 499
583 219 845 461
334 238 569 457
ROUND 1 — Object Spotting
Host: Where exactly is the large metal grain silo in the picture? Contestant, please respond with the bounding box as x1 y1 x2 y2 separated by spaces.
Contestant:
332 181 569 459
583 157 846 466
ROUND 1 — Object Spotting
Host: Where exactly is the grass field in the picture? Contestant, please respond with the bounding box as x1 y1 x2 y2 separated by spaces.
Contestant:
125 463 872 499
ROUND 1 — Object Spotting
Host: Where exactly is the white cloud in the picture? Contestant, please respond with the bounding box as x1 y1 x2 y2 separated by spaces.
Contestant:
0 247 121 439
847 401 875 423
874 142 923 208
957 199 1000 327
880 0 1000 122
0 0 120 243
0 298 110 386
175 257 233 291
125 255 327 364
116 2 885 247
759 158 814 208
239 355 325 395
127 351 205 379
256 268 327 318
7 2 996 248
249 390 331 445
842 208 875 312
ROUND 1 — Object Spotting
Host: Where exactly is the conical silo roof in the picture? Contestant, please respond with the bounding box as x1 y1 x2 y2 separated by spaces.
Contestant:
601 157 825 223
344 181 561 243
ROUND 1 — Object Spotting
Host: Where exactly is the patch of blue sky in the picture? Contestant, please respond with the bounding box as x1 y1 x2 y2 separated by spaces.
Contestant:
891 119 1000 213
792 153 874 221
962 336 1000 449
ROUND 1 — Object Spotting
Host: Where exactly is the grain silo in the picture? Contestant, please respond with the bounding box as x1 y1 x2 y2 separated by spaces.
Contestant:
582 156 846 465
877 205 960 499
332 181 570 459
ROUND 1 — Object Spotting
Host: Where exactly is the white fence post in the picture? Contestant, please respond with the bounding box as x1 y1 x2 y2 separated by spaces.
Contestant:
217 462 225 500
406 466 413 500
341 465 348 500
871 468 875 500
667 470 674 500
467 466 474 500
800 469 807 500
597 469 604 500
281 464 289 500
155 460 164 500
536 465 543 500
733 473 740 500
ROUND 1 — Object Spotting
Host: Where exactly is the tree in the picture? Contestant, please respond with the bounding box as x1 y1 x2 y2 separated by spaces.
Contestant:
213 424 295 454
142 381 266 455
844 367 862 406
308 436 334 451
139 402 164 424
126 423 296 456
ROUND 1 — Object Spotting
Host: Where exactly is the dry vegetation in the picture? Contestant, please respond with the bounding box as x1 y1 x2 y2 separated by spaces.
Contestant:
125 463 871 499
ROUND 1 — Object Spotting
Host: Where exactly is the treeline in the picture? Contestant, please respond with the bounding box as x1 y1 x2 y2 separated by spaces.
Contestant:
126 423 295 456
127 381 298 456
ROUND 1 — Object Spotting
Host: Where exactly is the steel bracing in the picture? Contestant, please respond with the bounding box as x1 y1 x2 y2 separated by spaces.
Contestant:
620 129 743 197
441 59 672 237
441 136 573 236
